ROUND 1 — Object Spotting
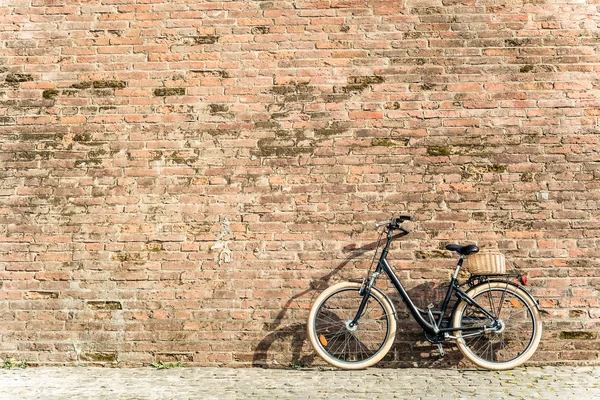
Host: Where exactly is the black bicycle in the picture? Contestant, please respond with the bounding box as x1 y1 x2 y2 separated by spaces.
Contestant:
307 216 542 370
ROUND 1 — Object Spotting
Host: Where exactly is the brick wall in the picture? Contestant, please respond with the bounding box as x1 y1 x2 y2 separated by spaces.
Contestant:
1 0 600 367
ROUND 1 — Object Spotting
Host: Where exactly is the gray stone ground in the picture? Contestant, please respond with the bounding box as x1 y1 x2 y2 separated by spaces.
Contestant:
0 366 599 399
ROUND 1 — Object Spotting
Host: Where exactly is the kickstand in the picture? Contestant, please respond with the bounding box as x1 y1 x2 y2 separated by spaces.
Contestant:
436 343 445 357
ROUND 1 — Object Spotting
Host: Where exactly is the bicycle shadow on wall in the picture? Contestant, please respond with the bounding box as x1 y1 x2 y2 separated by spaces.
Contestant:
252 234 464 369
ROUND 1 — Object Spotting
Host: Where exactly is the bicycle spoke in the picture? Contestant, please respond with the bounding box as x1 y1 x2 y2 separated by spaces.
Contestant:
347 333 361 361
465 332 484 350
330 333 348 357
326 329 349 345
340 333 351 359
496 283 509 317
355 334 373 359
472 334 490 357
317 313 346 325
485 285 497 319
315 317 344 327
503 306 530 321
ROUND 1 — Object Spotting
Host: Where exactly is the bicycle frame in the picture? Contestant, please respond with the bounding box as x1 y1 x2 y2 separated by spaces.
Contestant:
351 229 498 336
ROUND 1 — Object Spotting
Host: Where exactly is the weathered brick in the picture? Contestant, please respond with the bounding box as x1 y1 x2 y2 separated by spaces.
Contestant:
1 0 599 368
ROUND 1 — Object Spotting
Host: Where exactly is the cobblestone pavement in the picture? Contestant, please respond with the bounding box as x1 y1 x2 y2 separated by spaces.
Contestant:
0 366 599 399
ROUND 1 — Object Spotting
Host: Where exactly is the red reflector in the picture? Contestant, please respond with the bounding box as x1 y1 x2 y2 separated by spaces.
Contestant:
521 275 528 285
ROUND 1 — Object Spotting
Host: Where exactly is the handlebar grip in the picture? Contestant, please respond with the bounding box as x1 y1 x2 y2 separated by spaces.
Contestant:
375 221 389 228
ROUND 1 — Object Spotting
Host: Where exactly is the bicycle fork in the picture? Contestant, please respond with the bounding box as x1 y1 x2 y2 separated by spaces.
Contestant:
349 271 381 328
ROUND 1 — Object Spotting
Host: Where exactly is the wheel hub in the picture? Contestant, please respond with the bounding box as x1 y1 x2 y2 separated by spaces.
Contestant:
494 319 505 334
345 320 358 331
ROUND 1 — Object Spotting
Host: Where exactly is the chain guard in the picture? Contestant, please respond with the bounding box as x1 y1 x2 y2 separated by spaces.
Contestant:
424 318 450 344
424 331 445 344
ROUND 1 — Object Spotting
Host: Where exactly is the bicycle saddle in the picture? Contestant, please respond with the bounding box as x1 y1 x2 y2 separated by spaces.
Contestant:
446 244 479 256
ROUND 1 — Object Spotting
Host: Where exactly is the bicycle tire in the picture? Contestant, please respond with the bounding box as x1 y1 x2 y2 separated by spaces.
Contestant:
307 281 396 370
452 281 542 370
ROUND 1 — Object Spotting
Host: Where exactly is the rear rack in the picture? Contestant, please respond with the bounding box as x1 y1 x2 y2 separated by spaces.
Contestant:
466 273 525 288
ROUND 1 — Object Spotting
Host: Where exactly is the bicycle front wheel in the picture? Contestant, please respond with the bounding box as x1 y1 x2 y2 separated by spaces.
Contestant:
307 281 396 370
452 281 542 370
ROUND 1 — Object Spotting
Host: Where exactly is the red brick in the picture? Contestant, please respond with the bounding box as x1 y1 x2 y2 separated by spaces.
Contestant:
1 0 599 368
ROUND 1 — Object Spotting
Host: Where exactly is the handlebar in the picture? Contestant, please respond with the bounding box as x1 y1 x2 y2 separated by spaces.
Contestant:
398 225 410 234
375 216 412 233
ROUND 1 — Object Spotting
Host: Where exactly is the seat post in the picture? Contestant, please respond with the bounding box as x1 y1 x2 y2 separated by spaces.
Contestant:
452 256 466 280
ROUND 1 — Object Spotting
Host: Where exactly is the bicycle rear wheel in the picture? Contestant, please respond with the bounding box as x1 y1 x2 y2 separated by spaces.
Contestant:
307 281 396 370
452 281 542 370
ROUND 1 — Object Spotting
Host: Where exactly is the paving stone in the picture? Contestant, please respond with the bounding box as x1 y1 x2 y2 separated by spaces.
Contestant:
0 366 599 399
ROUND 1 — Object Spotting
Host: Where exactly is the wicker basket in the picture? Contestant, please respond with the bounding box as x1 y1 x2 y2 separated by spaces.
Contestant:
465 252 506 275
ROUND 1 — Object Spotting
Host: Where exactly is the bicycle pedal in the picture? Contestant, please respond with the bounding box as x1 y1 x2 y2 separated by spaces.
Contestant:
436 343 445 358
